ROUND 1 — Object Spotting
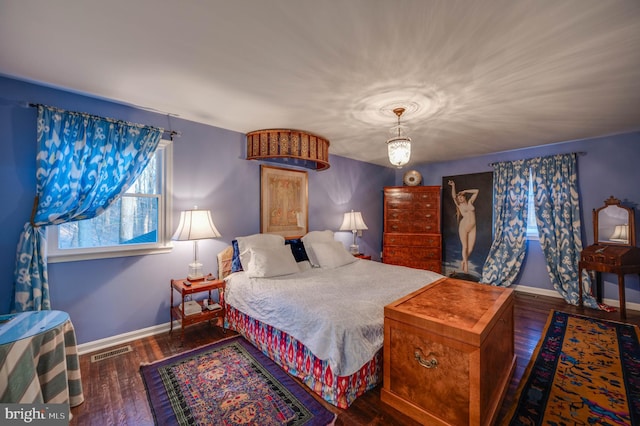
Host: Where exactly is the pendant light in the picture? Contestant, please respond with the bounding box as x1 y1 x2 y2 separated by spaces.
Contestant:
386 107 411 168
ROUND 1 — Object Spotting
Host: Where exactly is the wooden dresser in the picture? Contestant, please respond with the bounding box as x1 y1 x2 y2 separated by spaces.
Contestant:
383 186 442 273
381 278 515 426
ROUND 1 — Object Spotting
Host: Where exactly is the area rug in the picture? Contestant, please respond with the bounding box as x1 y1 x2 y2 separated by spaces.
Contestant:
503 310 640 425
140 336 336 425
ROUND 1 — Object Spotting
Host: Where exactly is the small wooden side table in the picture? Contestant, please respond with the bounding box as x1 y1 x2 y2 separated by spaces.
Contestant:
354 253 372 260
579 244 640 320
170 277 225 344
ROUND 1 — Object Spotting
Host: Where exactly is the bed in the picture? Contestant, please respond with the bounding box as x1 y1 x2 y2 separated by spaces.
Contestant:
218 231 444 408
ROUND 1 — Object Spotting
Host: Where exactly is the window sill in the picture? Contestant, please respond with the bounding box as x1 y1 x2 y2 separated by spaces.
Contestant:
48 245 173 263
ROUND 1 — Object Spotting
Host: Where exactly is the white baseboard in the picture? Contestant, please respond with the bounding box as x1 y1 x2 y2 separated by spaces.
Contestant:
78 286 639 354
511 284 562 299
77 321 175 355
512 284 640 312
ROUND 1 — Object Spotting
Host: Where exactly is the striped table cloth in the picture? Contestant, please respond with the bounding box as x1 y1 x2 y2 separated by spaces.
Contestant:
0 310 84 407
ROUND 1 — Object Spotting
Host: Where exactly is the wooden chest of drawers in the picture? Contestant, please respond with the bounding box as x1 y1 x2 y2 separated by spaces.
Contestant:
383 186 442 273
381 278 515 426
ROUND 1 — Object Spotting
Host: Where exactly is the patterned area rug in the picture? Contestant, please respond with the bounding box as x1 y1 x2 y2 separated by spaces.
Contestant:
140 336 336 425
503 310 640 425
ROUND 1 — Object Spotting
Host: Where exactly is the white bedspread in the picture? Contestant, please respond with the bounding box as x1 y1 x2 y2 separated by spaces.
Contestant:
225 259 444 377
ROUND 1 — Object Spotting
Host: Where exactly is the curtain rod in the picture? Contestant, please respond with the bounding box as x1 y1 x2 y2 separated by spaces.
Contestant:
488 151 586 167
165 130 181 139
27 103 181 139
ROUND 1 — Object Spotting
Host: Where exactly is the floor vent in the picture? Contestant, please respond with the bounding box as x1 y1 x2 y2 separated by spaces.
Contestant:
90 345 133 362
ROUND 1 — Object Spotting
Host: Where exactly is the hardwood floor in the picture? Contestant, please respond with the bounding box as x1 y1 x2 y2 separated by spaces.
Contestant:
69 292 640 425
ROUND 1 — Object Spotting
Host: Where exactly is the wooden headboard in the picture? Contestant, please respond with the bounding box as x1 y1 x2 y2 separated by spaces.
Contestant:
217 245 234 280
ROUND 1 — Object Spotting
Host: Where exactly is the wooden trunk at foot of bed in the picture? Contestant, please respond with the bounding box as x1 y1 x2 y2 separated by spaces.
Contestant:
381 278 515 426
225 305 381 408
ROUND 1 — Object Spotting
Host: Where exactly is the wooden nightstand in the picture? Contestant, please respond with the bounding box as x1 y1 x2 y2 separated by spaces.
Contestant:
354 253 372 260
170 277 225 344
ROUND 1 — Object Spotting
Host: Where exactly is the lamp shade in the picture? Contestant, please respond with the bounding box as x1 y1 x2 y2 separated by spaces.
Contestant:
610 224 629 242
172 209 221 241
339 210 368 231
387 137 411 168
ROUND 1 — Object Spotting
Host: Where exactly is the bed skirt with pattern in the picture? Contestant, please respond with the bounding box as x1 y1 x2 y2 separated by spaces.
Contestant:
225 305 381 408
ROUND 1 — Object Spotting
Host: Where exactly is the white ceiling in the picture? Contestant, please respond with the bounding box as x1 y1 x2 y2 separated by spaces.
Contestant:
1 0 640 167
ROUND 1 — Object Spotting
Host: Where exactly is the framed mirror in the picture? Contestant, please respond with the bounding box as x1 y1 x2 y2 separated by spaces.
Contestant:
593 196 636 246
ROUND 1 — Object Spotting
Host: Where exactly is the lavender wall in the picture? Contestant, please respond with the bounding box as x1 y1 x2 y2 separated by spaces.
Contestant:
1 75 638 345
406 133 640 304
0 76 394 343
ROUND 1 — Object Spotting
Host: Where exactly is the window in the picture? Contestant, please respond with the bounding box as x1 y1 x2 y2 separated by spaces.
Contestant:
48 139 173 262
526 171 539 240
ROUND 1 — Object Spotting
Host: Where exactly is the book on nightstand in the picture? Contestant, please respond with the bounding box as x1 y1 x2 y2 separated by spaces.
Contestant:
179 300 202 316
206 302 222 311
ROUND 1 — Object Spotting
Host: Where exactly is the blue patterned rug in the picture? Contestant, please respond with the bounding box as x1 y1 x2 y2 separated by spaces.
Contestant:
503 310 640 425
140 336 336 425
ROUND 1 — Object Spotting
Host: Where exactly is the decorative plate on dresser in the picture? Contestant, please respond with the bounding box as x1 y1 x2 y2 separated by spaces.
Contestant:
402 170 422 186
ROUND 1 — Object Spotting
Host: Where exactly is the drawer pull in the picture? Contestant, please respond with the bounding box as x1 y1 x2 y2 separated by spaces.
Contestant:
414 349 438 369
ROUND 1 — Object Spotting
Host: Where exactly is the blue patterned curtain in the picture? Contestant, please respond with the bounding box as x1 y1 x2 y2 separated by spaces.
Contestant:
530 154 599 308
482 160 530 286
12 105 163 312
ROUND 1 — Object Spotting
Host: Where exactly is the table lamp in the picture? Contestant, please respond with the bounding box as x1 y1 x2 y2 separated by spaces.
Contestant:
610 224 629 243
339 210 368 254
172 207 221 280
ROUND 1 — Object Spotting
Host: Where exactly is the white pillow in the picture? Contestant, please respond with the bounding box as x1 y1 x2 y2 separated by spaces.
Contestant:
301 230 335 244
246 245 300 278
302 230 335 266
236 233 285 270
297 260 312 272
310 241 357 269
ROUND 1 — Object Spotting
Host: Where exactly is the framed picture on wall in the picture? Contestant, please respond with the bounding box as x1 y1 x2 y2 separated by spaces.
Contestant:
260 165 308 237
442 172 493 281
